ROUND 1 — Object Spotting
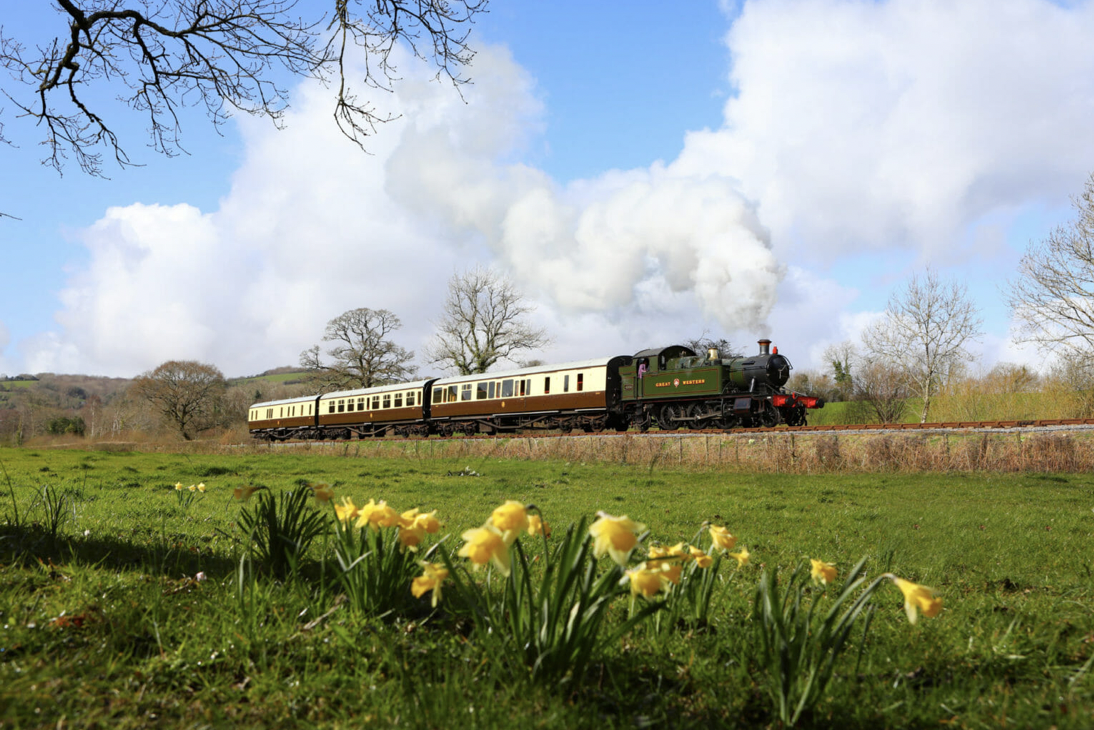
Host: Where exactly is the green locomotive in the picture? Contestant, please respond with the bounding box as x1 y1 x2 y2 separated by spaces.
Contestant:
619 339 823 431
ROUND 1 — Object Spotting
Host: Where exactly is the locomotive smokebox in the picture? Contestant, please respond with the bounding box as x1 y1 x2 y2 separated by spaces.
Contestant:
757 339 771 355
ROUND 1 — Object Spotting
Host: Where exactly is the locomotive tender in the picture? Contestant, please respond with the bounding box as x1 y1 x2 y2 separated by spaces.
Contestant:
247 339 824 441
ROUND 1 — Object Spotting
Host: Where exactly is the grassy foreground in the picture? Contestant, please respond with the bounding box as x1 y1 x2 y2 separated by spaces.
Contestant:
1 447 1093 728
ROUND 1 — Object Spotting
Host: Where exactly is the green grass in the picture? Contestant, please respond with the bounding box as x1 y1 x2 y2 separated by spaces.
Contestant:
1 448 1093 728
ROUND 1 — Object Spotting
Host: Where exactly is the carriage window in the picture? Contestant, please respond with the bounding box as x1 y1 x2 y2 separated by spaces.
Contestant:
407 392 415 407
383 394 391 408
563 375 570 393
394 393 403 408
371 396 379 409
462 384 473 401
358 397 366 410
338 400 345 413
520 379 528 396
577 373 584 391
502 380 514 398
544 377 551 394
477 382 488 400
268 408 273 418
328 403 335 414
433 387 443 403
488 382 495 399
448 385 459 402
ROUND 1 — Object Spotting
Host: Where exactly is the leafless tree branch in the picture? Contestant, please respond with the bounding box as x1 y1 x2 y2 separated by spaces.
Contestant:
426 266 550 374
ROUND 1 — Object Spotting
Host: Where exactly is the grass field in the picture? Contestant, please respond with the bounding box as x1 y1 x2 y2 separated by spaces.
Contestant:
1 446 1093 728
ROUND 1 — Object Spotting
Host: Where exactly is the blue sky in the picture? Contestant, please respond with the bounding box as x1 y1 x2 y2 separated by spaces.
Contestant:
3 0 1094 378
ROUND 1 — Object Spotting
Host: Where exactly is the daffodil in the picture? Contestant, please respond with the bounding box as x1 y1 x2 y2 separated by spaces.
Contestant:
309 482 333 502
411 562 448 607
491 500 529 543
528 514 550 537
197 482 206 493
709 524 737 551
589 512 646 566
810 559 837 586
627 564 666 599
233 485 264 501
891 577 943 624
334 496 359 524
174 482 183 492
728 547 750 568
413 510 442 534
356 499 399 529
689 545 714 568
188 484 197 492
459 525 511 576
398 524 426 551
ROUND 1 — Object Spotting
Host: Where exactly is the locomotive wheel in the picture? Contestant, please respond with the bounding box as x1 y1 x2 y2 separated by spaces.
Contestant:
760 407 781 428
658 404 682 430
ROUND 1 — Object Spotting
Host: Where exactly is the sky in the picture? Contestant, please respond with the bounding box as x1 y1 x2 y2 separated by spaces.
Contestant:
3 0 1094 380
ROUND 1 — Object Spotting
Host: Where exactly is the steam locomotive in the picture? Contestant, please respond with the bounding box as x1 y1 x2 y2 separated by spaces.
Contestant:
247 339 824 441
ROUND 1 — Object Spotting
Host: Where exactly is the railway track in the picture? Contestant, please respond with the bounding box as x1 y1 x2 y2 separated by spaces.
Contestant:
260 418 1094 445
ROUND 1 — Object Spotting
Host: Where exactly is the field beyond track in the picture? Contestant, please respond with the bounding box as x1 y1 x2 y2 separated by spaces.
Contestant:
1 447 1092 728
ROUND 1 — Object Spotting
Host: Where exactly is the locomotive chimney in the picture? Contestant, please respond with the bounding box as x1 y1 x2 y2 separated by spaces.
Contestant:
758 339 771 356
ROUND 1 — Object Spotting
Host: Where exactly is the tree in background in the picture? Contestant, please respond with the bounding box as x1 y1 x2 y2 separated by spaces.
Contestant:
1006 172 1094 361
683 335 741 359
300 307 416 391
427 267 550 374
131 360 226 440
852 359 911 424
823 340 858 402
863 268 983 423
0 0 485 180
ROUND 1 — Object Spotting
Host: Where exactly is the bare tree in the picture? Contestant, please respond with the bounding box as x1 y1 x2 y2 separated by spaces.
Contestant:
853 359 910 423
1006 172 1094 359
130 360 226 440
426 267 550 374
0 0 486 179
682 333 741 358
300 307 416 390
862 268 983 423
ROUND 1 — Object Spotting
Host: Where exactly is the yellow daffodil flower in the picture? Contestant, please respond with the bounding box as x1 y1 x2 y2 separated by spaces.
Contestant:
413 510 442 534
398 524 426 551
459 525 511 576
709 525 737 551
589 512 646 566
689 546 714 569
174 482 183 492
356 499 399 529
728 547 750 568
197 483 206 493
188 484 197 492
810 559 837 586
528 514 550 537
491 500 529 543
411 562 448 607
309 482 333 502
334 496 359 524
233 485 264 501
892 577 943 624
627 564 666 599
